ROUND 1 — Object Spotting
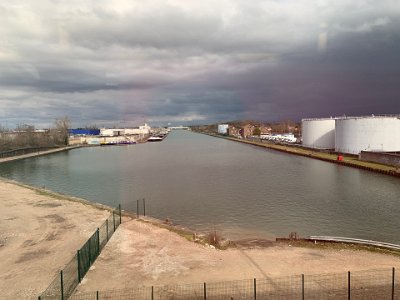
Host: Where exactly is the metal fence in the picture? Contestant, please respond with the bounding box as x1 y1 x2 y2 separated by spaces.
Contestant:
38 205 122 300
69 268 399 300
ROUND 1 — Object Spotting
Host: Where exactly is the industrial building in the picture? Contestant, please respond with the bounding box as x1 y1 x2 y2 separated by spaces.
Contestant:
301 118 335 149
302 115 400 155
68 129 100 136
100 123 151 137
217 124 229 135
335 116 400 154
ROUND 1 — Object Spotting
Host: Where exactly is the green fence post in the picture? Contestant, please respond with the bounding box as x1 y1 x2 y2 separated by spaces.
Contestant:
151 286 154 300
302 274 305 300
119 204 122 225
253 278 256 300
392 267 395 300
348 271 351 300
113 210 116 232
106 219 109 241
96 291 99 300
77 250 81 283
88 237 92 265
137 199 139 218
60 270 64 300
96 228 100 255
203 282 207 300
142 198 146 216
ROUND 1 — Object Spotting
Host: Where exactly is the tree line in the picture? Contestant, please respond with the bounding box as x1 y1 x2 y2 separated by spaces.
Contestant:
0 117 70 152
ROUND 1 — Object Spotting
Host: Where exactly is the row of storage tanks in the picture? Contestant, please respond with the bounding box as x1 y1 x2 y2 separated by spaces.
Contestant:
302 115 400 154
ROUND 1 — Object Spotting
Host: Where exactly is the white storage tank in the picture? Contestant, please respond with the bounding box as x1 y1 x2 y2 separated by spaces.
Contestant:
335 115 400 154
218 124 229 135
302 118 335 149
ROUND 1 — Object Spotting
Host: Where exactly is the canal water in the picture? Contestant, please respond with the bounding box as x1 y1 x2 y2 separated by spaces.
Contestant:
1 130 399 242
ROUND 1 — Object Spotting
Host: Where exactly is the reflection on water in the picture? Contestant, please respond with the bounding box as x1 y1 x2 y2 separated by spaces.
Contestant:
1 130 399 242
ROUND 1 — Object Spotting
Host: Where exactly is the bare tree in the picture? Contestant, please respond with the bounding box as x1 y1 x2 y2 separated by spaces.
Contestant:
54 116 71 145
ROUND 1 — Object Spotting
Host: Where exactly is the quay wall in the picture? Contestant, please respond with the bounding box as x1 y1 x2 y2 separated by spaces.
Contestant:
198 132 400 178
360 151 400 167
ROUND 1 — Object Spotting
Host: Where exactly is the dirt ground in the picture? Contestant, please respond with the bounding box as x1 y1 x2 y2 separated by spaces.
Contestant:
2 178 400 298
76 217 400 293
0 179 110 299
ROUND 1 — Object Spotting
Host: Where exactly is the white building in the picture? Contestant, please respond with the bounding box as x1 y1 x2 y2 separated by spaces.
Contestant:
100 123 151 137
218 124 229 135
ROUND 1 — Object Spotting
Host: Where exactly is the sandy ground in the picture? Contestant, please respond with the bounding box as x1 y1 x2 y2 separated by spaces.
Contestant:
2 178 400 298
0 179 110 299
76 218 400 293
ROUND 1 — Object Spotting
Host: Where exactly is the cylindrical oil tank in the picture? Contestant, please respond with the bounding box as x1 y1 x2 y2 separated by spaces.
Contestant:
302 118 335 149
335 116 400 154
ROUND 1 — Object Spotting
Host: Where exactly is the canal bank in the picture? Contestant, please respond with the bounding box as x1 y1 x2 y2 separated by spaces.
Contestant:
3 178 400 298
0 145 80 165
202 133 400 178
1 130 400 245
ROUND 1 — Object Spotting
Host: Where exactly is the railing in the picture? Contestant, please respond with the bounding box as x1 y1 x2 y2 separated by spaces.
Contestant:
310 236 400 251
38 205 122 300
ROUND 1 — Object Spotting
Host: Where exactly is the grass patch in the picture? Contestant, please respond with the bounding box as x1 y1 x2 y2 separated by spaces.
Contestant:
35 189 67 201
217 136 398 174
136 218 230 249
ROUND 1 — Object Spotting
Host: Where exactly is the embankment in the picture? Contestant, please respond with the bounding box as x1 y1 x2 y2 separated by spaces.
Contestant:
0 145 80 165
202 133 400 178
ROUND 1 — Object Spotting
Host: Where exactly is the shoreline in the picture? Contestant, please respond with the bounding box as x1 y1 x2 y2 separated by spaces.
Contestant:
3 177 400 254
2 179 400 297
0 145 80 165
200 132 400 178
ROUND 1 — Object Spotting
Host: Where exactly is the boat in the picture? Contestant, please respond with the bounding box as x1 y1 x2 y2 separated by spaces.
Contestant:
147 136 163 142
100 141 117 146
117 141 137 145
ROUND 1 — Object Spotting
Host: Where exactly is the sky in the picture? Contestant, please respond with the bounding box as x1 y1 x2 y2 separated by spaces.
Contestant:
0 0 399 128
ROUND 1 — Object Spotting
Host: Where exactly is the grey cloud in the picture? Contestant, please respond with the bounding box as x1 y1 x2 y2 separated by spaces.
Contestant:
0 0 400 127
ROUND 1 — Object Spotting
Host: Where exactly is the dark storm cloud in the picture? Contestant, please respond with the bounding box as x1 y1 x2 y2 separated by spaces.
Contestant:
0 0 399 127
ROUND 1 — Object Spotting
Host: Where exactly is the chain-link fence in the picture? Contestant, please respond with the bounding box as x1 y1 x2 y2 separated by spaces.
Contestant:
69 268 399 300
38 205 122 300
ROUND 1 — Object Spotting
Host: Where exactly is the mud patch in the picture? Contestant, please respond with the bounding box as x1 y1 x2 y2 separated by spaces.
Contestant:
306 252 325 259
22 240 36 247
45 214 65 223
232 238 274 249
35 202 62 208
46 233 58 241
63 224 75 230
16 249 51 263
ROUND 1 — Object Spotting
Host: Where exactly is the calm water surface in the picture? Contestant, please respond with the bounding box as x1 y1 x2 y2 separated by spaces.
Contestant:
1 130 399 242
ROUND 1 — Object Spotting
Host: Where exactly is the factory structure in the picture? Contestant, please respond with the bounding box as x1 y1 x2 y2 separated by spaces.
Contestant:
68 123 152 145
301 118 336 149
301 115 400 167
